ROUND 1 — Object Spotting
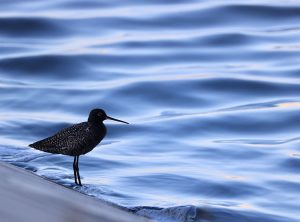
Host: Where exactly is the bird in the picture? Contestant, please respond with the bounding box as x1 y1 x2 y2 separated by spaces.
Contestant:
29 108 129 186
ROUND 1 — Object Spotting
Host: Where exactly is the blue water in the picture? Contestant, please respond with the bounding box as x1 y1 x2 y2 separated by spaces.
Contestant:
1 0 300 221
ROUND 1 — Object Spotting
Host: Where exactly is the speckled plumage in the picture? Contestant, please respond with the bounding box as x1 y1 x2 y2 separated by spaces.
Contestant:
29 108 128 186
29 122 106 156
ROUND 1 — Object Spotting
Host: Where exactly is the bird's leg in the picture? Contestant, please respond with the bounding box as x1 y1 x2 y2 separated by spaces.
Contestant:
73 156 78 185
76 155 82 186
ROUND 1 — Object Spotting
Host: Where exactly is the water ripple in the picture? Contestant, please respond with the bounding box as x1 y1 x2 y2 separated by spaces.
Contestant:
0 1 300 222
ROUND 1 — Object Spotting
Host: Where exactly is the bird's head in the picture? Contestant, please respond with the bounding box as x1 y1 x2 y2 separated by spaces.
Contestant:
88 108 129 124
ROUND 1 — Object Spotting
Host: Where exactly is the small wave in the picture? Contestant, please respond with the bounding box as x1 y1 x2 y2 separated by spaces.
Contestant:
214 136 300 145
131 205 296 222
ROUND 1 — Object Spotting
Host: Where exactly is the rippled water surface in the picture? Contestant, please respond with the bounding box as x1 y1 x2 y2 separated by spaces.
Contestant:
1 1 300 221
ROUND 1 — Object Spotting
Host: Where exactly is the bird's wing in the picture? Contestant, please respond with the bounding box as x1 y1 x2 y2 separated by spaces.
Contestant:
29 122 92 155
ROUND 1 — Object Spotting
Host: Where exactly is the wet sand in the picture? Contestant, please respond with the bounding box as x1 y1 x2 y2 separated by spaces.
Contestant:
0 161 150 222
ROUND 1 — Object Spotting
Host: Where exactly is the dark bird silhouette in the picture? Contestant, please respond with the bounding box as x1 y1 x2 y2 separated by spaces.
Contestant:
29 108 129 186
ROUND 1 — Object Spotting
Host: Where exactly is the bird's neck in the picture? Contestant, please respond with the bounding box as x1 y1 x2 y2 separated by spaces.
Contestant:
88 118 103 126
91 121 106 142
88 115 104 125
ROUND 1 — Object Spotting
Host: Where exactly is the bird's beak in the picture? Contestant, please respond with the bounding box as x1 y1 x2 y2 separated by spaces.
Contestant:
106 116 129 124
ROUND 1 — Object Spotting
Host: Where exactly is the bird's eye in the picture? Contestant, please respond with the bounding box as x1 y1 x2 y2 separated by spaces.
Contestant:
97 113 102 116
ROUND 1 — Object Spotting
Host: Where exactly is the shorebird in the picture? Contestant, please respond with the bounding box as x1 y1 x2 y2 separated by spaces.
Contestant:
29 108 129 186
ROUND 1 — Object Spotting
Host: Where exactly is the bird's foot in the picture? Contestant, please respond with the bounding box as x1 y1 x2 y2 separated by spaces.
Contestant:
78 178 82 186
